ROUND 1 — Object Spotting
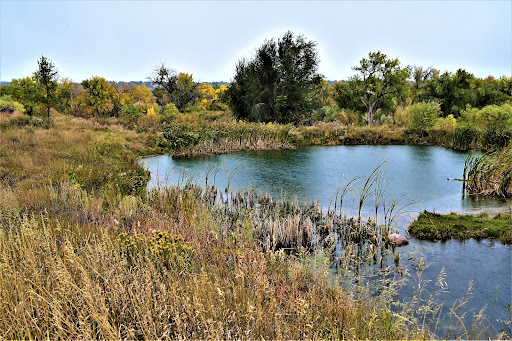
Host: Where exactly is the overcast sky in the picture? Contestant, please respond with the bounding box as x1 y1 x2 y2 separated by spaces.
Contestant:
1 1 511 83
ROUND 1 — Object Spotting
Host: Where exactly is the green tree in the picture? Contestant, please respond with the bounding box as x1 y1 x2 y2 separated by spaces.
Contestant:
351 51 411 125
81 76 116 116
148 65 198 111
2 77 42 115
35 56 59 117
225 31 322 124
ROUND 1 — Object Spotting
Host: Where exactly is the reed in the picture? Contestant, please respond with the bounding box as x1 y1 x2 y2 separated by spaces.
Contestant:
463 145 512 197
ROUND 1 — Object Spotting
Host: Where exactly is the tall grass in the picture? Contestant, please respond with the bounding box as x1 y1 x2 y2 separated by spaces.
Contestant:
0 115 508 339
0 180 431 339
463 145 512 197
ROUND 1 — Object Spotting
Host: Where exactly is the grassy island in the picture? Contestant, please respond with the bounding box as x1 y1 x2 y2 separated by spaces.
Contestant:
408 211 512 244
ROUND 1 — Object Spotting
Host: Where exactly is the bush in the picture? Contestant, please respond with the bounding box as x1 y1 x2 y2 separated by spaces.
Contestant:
119 103 143 124
434 114 456 131
475 104 512 130
451 125 480 150
0 95 25 114
483 125 512 150
409 102 441 131
161 103 181 122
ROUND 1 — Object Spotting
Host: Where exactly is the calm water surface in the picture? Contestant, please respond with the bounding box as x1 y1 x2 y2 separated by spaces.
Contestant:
142 145 512 337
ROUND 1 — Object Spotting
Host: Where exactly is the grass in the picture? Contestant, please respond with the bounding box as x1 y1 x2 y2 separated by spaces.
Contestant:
408 211 512 244
0 113 509 339
463 145 512 197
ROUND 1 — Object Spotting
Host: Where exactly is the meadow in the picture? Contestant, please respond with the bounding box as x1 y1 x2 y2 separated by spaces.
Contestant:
2 114 508 339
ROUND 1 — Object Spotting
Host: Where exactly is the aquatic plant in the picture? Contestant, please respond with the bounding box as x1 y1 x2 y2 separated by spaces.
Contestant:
463 145 512 197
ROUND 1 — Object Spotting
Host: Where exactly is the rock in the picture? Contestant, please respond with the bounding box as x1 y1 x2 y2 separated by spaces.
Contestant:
387 233 409 246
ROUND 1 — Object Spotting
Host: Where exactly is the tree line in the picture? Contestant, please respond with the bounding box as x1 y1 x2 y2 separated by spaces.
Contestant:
1 31 511 128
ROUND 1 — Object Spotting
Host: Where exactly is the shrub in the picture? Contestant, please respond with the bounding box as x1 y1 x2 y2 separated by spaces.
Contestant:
451 125 480 150
434 114 456 131
409 102 441 131
119 103 143 124
483 125 512 150
161 103 181 122
0 95 25 114
475 104 512 130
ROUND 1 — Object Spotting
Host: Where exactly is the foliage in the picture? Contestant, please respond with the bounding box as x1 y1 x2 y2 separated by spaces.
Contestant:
35 55 59 117
409 102 441 131
350 51 411 125
331 81 366 118
463 145 512 197
0 95 25 113
1 76 43 115
196 83 228 110
225 31 322 124
148 64 199 111
409 211 512 244
81 76 117 116
451 125 480 150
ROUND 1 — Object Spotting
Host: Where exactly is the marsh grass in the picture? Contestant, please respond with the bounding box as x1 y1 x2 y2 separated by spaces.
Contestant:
463 145 512 197
0 115 507 339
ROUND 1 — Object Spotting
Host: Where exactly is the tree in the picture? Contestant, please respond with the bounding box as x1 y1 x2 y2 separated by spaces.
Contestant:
225 31 322 124
35 55 59 117
81 76 116 116
148 64 198 111
2 77 42 115
351 51 411 125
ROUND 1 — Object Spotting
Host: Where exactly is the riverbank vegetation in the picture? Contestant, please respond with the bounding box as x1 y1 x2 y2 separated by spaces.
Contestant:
409 211 512 244
1 33 511 155
1 31 511 338
463 145 512 197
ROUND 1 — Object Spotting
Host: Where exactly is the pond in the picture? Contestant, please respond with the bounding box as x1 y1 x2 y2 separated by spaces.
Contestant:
141 145 512 337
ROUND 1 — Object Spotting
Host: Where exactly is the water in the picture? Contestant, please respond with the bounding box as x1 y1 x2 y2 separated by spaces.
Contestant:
143 145 511 219
141 145 512 337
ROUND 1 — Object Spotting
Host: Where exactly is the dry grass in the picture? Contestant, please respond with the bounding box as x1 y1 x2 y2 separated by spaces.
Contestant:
0 114 507 339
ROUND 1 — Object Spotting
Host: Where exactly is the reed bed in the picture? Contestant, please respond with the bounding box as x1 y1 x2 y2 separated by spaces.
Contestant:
162 121 294 157
463 145 512 197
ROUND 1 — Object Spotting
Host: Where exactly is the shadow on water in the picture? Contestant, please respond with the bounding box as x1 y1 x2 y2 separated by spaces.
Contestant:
142 145 512 338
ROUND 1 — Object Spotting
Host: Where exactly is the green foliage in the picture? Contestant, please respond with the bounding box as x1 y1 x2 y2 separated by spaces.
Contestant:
2 77 43 115
0 115 52 130
463 145 512 197
81 76 116 116
474 104 512 130
0 95 25 113
149 65 199 111
451 125 480 150
225 31 322 124
119 103 143 124
35 56 59 117
483 125 512 150
161 102 181 122
409 102 441 131
350 51 411 125
409 211 512 244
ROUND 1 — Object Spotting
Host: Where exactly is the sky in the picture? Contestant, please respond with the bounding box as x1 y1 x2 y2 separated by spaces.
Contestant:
1 1 511 83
